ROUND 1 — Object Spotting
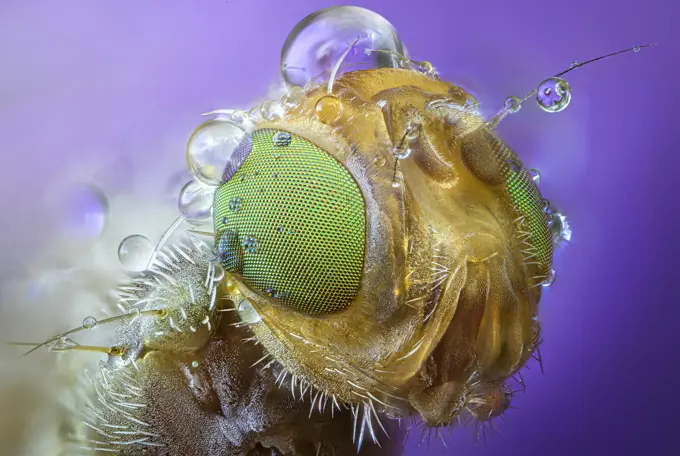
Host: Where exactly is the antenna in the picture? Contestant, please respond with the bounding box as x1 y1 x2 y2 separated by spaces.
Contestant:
487 44 656 128
328 37 361 95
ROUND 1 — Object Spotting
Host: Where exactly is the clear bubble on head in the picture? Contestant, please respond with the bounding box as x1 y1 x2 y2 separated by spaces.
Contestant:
118 234 153 272
536 77 571 113
237 298 262 324
187 119 247 186
281 6 406 87
260 100 284 121
281 86 306 107
528 168 542 184
230 110 249 125
178 180 214 223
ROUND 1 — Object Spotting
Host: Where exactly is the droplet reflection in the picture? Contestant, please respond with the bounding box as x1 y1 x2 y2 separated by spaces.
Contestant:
118 234 153 272
281 6 405 86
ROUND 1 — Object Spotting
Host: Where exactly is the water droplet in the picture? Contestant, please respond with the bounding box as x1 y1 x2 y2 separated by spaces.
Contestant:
273 173 280 178
222 217 228 224
528 168 541 184
570 60 579 68
260 100 284 120
405 122 421 141
187 119 247 186
242 236 259 254
504 96 522 113
178 180 214 222
419 61 435 75
282 86 306 107
248 105 264 122
506 159 522 173
48 337 72 352
83 316 97 329
392 181 401 188
118 235 153 272
281 6 406 86
315 95 344 125
542 198 553 214
237 298 262 324
57 184 109 241
550 213 572 243
374 156 386 167
191 360 199 368
633 46 641 52
394 147 412 160
212 264 225 281
542 269 556 287
229 197 242 211
230 110 248 125
273 131 293 147
536 77 571 113
277 226 284 233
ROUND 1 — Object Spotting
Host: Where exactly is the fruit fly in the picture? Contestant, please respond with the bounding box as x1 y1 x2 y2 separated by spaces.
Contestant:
8 6 652 456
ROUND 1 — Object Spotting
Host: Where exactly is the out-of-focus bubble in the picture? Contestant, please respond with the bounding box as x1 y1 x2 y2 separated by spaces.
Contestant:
57 184 109 241
164 169 194 205
118 234 153 272
186 119 247 186
178 180 214 223
281 6 406 87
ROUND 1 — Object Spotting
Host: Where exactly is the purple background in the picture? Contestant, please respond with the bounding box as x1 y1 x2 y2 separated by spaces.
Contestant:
0 0 678 455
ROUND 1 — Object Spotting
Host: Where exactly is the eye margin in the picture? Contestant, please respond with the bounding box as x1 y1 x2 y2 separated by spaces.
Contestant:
222 133 253 183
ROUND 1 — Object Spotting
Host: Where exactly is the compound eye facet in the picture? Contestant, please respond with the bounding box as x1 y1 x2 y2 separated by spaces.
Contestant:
213 129 367 316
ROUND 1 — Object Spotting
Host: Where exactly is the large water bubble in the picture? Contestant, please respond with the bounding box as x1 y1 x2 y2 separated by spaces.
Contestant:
281 6 406 87
536 77 571 113
186 119 247 186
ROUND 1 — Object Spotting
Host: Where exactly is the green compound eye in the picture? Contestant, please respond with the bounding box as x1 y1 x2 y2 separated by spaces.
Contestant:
461 129 553 277
213 129 366 315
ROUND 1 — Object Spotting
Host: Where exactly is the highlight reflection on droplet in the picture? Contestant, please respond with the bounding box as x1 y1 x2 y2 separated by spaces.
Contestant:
536 77 571 113
118 234 153 272
281 6 405 87
187 119 247 186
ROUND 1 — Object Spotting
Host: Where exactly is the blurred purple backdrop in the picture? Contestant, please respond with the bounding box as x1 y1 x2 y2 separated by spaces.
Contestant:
0 0 678 455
